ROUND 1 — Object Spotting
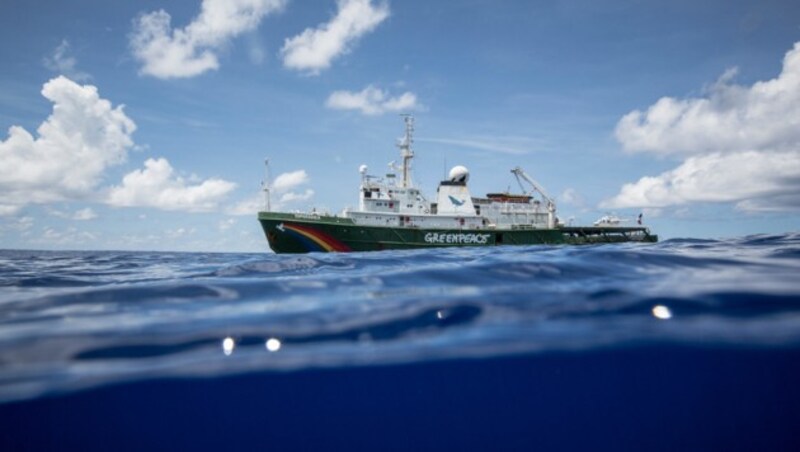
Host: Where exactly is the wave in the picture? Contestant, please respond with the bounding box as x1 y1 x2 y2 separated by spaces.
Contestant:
0 233 798 403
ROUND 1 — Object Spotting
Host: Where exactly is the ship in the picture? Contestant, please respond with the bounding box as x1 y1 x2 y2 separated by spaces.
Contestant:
258 116 657 253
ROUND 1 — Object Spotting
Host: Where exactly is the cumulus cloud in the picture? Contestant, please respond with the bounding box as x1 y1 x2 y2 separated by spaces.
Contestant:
227 195 264 216
43 40 91 81
130 0 287 78
0 76 240 217
0 216 34 236
559 188 587 210
281 0 389 74
326 85 417 115
279 188 314 203
0 205 22 216
271 169 309 192
270 169 315 208
33 227 98 247
48 207 98 220
0 76 135 214
72 207 98 220
227 169 314 215
602 151 800 211
605 42 800 212
107 158 237 212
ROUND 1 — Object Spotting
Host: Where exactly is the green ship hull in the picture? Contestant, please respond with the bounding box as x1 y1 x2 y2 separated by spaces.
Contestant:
258 212 658 254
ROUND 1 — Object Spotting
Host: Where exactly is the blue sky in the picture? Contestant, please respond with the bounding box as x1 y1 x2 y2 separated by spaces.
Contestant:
1 0 798 251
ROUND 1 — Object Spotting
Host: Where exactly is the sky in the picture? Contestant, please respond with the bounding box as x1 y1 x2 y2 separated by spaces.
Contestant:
0 0 799 252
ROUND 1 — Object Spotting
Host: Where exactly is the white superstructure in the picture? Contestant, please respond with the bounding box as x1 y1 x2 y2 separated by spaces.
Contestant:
342 117 557 231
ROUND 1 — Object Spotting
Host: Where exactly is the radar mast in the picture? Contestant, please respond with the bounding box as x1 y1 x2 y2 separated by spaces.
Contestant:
263 158 271 212
396 115 415 188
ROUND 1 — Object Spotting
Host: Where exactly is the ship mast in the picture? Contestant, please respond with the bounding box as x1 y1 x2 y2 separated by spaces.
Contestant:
263 158 271 212
396 115 415 188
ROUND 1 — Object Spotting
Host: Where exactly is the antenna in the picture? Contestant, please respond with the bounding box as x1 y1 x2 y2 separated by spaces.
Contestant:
396 114 415 188
263 158 271 212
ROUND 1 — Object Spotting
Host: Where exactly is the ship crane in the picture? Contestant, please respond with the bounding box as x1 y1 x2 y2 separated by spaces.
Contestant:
511 166 557 228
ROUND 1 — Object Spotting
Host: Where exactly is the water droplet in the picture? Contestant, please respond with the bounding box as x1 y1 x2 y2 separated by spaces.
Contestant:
652 305 672 320
266 338 281 352
222 337 235 355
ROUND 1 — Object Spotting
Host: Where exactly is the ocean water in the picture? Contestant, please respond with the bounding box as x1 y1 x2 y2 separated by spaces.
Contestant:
1 234 799 451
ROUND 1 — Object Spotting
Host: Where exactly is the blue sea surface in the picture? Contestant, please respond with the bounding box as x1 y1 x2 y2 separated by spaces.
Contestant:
1 234 799 451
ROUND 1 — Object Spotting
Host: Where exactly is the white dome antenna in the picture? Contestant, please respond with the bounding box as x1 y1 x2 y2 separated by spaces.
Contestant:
448 165 470 184
359 164 369 185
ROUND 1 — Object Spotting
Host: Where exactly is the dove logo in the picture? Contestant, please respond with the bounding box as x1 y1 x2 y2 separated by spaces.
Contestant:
448 195 465 206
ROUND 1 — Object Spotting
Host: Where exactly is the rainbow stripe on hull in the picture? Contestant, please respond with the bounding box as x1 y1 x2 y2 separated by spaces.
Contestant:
259 212 657 254
280 223 351 252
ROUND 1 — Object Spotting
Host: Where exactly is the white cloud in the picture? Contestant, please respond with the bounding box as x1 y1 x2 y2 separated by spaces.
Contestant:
281 0 389 74
0 77 239 217
166 227 196 239
272 170 315 207
736 195 800 212
227 195 265 216
247 34 267 65
559 188 587 210
47 207 98 220
130 0 287 79
72 207 98 220
0 76 136 215
107 158 237 212
271 169 309 192
35 227 98 246
601 151 800 211
606 42 800 212
0 216 34 235
0 205 21 216
218 218 237 231
417 137 529 155
559 188 580 205
227 169 314 215
279 188 314 203
326 85 417 115
43 40 91 81
616 44 800 156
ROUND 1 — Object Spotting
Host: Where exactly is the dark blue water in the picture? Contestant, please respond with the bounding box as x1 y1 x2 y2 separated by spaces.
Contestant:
1 234 800 451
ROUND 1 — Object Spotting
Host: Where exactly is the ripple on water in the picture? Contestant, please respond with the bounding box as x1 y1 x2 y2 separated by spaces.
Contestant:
0 234 798 403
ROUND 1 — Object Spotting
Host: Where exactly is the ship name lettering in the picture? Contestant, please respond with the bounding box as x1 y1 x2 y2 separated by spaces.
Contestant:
424 232 490 245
